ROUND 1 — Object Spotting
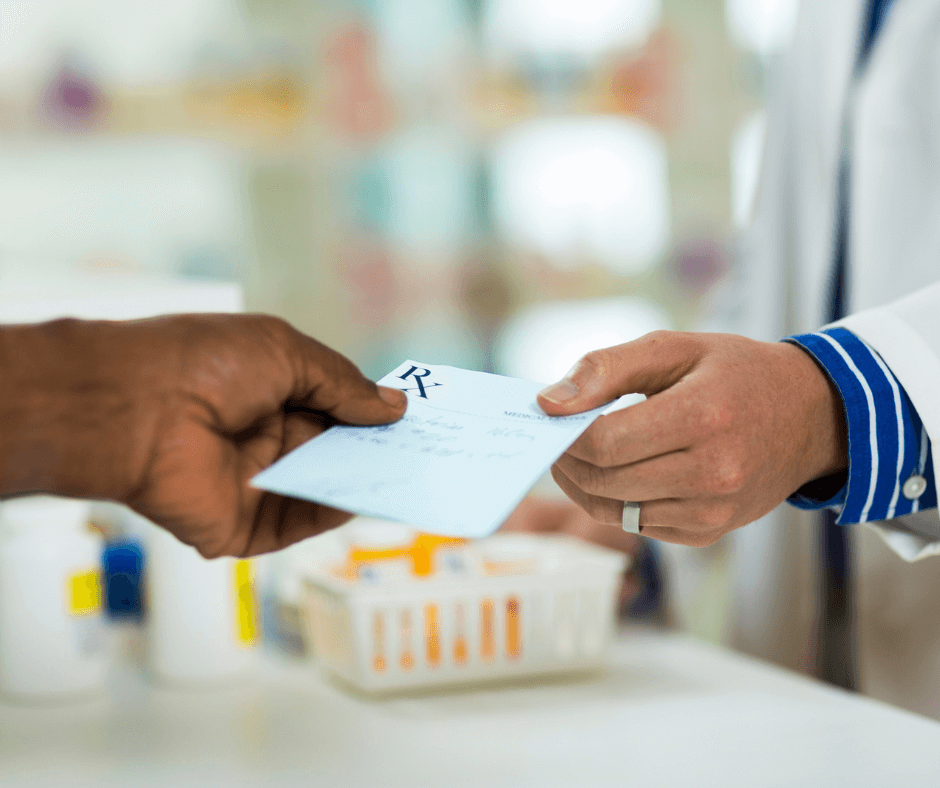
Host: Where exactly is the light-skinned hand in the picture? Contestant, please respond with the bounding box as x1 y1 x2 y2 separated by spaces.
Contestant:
536 331 848 547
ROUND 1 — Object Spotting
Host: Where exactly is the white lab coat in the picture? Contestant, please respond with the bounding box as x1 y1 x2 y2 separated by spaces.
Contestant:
706 0 940 717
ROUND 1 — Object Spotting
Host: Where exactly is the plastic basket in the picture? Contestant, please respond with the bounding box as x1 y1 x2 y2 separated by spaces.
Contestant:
300 530 628 693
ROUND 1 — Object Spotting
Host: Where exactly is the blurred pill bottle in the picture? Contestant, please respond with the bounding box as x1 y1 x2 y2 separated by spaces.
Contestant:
102 538 145 621
0 496 106 701
130 513 259 684
90 502 146 624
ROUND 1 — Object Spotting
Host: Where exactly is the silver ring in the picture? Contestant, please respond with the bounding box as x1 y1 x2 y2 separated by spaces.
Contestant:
622 501 641 534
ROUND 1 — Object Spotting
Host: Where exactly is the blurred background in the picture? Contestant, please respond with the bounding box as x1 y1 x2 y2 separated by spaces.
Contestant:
0 0 799 655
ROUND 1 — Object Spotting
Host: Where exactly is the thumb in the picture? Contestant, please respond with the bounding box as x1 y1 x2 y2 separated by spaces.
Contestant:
537 331 703 416
284 326 407 425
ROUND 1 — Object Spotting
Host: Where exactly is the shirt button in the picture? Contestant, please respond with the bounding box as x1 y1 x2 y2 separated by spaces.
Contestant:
903 475 928 500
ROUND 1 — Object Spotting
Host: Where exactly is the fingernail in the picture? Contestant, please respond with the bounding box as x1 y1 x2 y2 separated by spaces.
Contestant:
378 386 406 407
539 379 578 404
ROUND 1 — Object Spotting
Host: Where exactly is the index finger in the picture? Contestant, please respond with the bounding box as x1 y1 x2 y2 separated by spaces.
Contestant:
566 385 699 467
277 320 407 425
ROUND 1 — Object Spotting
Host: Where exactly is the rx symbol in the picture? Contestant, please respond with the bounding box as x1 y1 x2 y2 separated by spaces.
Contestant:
397 365 443 399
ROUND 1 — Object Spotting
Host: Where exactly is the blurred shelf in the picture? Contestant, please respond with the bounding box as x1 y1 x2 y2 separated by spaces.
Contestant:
0 38 683 153
0 71 313 154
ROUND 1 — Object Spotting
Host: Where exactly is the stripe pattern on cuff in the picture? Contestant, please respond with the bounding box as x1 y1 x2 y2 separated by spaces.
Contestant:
783 328 936 525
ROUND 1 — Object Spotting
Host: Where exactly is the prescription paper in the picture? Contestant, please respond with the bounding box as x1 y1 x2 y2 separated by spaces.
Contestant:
251 360 610 538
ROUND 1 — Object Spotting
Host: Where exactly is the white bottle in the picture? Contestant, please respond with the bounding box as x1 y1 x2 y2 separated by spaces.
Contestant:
0 496 106 700
341 519 417 583
131 513 259 684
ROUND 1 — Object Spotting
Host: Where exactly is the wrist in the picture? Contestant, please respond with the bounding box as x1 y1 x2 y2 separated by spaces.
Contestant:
779 341 849 487
0 319 162 502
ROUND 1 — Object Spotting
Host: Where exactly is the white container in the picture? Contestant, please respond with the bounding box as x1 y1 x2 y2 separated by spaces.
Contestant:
340 519 417 584
0 267 252 685
138 515 260 684
0 496 106 700
300 531 628 693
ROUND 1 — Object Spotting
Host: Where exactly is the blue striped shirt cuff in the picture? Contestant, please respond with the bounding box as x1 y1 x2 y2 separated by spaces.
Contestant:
782 328 936 525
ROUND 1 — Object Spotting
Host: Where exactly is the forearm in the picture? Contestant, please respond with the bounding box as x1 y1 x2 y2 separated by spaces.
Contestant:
0 319 161 502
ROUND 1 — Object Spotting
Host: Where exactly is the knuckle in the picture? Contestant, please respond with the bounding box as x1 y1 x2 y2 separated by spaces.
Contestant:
644 329 699 355
580 427 608 464
257 314 294 344
703 401 736 432
565 460 606 494
579 463 608 495
644 329 674 345
252 315 294 362
587 500 618 526
561 457 587 487
693 530 723 548
193 527 246 561
195 542 226 560
683 530 716 549
579 349 614 381
590 428 618 467
582 501 603 523
258 313 290 331
708 454 747 495
700 502 736 532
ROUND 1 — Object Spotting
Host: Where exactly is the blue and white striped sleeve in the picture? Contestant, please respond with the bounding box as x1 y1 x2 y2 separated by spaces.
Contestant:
782 327 937 524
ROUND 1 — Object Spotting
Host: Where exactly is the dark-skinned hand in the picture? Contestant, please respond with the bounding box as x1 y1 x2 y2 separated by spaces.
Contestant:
0 315 406 557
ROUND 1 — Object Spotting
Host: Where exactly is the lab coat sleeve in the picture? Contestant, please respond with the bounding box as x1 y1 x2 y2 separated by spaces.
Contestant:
782 327 936 541
834 280 940 560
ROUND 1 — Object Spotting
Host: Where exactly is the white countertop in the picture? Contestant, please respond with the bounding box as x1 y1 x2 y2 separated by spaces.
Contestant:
1 627 938 787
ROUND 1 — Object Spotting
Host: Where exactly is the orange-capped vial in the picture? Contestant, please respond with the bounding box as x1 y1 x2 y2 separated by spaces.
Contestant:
399 609 415 671
506 596 522 660
452 602 468 666
424 604 440 667
480 598 496 663
371 611 386 673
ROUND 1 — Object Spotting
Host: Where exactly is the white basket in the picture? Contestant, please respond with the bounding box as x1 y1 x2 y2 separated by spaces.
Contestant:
300 532 628 693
